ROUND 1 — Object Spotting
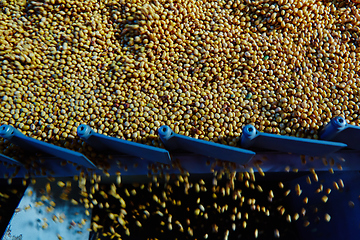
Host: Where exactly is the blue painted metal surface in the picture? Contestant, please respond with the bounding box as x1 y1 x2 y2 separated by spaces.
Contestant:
320 116 360 150
77 124 171 164
0 118 360 240
0 154 25 179
288 171 360 240
69 150 360 182
240 124 347 156
2 178 91 240
0 118 359 178
158 125 256 164
0 154 23 166
0 125 96 169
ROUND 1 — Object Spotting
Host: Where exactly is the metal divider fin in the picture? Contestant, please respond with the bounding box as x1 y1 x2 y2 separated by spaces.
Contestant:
77 124 171 164
0 125 96 170
240 124 347 156
320 116 360 151
158 125 255 164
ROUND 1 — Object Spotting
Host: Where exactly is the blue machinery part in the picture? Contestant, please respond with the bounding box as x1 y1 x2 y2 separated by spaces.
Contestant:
77 124 171 164
0 125 96 169
320 116 360 150
158 125 255 164
0 154 23 166
1 117 360 240
0 117 360 178
240 124 346 156
2 178 91 240
0 154 27 179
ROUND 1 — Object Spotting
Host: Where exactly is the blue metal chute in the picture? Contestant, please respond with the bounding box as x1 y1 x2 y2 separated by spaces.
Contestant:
157 125 255 164
77 124 171 164
0 153 89 179
320 116 360 150
0 153 23 166
0 153 26 178
0 125 96 169
3 179 92 240
240 124 347 156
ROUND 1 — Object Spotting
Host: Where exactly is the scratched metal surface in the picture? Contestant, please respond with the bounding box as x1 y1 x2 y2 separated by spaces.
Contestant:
2 178 91 240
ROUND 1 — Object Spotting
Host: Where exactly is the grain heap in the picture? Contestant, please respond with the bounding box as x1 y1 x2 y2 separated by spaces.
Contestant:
1 0 360 153
1 0 360 239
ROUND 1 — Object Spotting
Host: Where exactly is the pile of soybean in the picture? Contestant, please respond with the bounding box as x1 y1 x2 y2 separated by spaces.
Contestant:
1 0 360 156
